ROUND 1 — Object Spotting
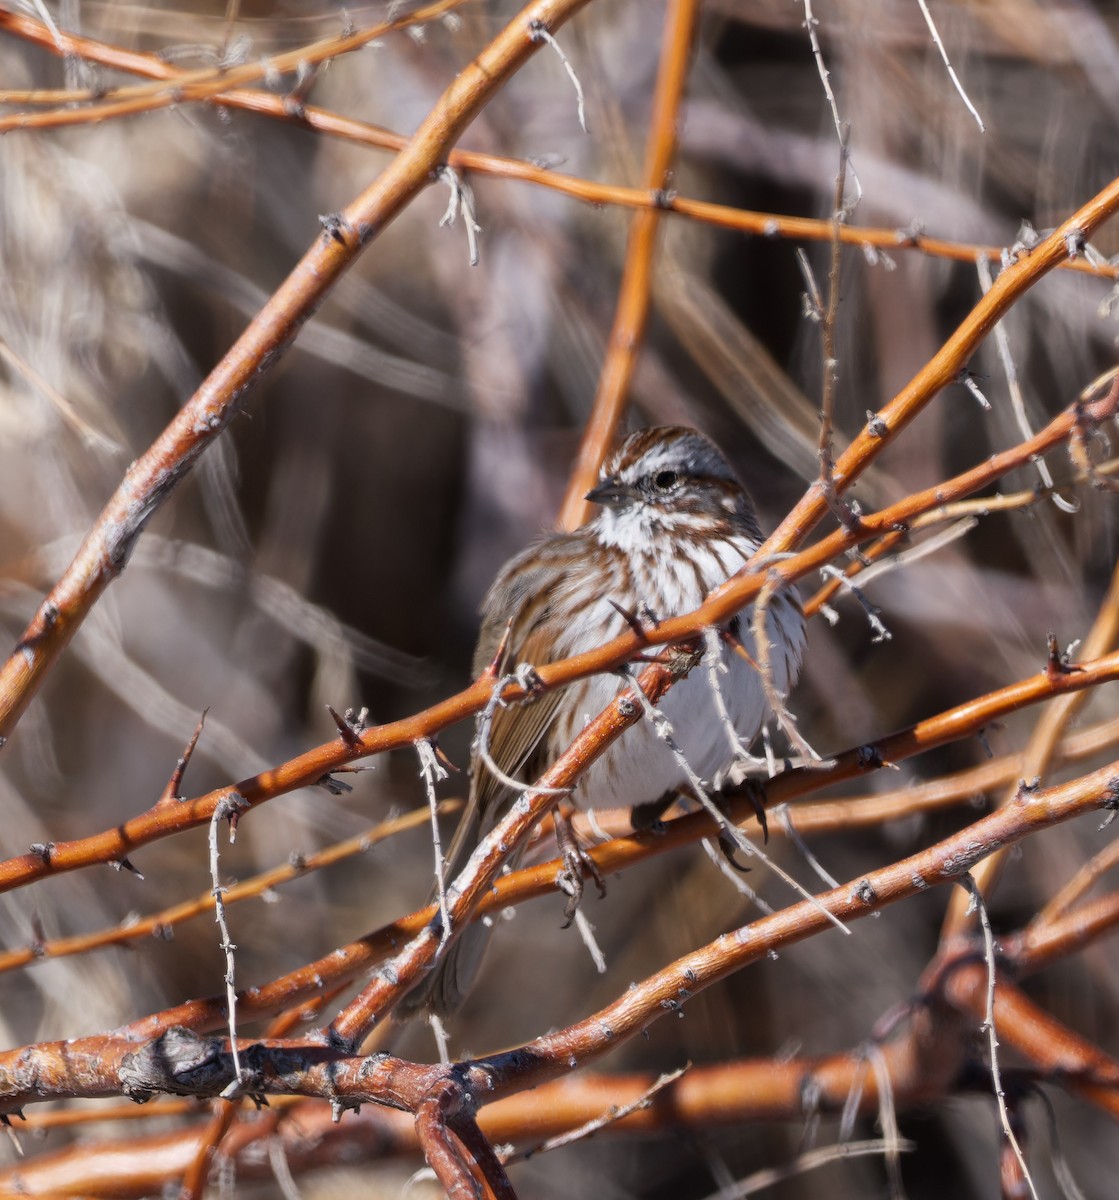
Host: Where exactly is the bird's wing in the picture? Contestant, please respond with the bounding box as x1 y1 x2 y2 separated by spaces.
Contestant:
450 566 570 866
407 557 572 1016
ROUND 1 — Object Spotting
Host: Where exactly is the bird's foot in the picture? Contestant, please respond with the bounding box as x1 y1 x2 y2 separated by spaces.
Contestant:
554 804 607 927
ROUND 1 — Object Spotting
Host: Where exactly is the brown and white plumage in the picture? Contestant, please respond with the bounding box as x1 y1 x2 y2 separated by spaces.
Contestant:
410 426 805 1015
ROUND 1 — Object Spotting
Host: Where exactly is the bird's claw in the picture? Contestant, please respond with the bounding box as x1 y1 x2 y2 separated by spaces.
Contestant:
554 808 606 927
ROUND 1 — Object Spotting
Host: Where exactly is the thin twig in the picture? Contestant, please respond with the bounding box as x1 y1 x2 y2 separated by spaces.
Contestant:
416 740 454 949
800 0 860 203
474 672 570 799
701 837 775 911
867 1044 907 1200
209 793 249 1096
570 907 607 973
703 627 764 774
915 0 986 132
697 1139 913 1199
528 19 587 131
813 564 892 643
775 805 840 890
817 133 850 493
747 572 825 763
506 1066 688 1162
624 669 849 935
959 873 1040 1200
975 256 1071 507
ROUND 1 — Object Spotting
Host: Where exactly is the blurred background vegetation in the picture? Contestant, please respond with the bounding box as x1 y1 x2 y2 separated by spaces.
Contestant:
1 0 1119 1196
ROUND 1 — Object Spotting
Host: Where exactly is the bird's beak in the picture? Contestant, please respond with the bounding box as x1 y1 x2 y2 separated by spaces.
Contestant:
586 477 639 508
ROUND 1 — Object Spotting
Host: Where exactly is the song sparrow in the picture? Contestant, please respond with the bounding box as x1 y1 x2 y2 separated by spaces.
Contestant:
410 425 805 1016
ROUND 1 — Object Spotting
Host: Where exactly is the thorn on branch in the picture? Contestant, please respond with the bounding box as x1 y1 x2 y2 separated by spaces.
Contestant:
722 626 759 672
482 623 514 679
318 212 356 248
430 740 460 774
1044 632 1083 680
976 726 995 759
326 704 367 749
609 598 656 640
27 912 45 959
159 710 208 805
110 857 145 879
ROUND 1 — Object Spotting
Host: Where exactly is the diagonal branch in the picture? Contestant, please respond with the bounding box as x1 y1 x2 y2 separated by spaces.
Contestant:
0 383 1114 897
0 0 593 748
558 0 701 529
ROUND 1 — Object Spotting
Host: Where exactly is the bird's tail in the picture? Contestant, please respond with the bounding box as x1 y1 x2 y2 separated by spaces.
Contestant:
395 793 517 1019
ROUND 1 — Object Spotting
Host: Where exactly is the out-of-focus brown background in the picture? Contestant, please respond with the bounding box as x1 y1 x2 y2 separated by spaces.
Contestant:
2 1 1119 1196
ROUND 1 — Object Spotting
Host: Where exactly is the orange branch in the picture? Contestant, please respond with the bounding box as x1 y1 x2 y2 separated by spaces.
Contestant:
557 0 700 530
0 0 593 747
941 550 1119 938
758 186 1119 560
2 12 1113 280
0 385 1111 898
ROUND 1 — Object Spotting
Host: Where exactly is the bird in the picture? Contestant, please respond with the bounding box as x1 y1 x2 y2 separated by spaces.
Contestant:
405 425 805 1016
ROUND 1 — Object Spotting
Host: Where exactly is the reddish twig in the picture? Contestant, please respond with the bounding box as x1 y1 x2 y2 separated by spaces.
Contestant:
758 193 1119 559
1 384 1111 898
0 14 1112 317
0 0 468 132
1 759 1114 1123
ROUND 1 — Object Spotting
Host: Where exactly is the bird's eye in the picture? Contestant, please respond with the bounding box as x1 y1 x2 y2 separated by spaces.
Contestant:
653 469 679 490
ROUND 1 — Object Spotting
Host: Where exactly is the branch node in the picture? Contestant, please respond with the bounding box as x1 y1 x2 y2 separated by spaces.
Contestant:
1044 632 1083 680
317 211 356 247
865 411 889 438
